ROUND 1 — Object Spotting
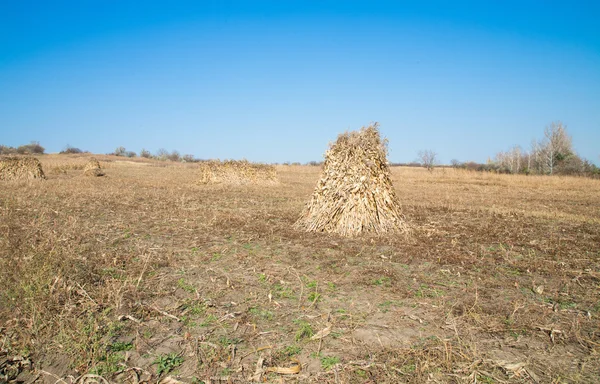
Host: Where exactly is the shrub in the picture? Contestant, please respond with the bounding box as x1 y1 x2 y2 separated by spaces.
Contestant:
140 149 152 158
167 150 180 162
17 141 45 155
112 146 126 156
0 145 17 155
155 148 169 161
182 154 196 163
60 145 83 154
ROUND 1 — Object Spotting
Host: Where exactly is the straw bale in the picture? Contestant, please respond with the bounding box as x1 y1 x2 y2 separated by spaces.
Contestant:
199 160 278 185
294 123 407 236
0 156 46 181
83 158 105 176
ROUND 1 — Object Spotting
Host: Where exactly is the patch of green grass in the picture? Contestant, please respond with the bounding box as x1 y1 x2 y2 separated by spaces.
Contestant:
294 320 314 341
182 317 197 327
282 345 302 356
302 277 318 289
154 353 184 377
330 331 343 339
110 341 132 352
320 355 340 370
560 301 577 310
183 302 206 316
201 314 217 327
372 277 391 287
211 253 222 262
378 300 402 313
327 282 336 290
504 266 522 276
307 292 321 303
509 329 528 340
100 267 123 279
398 364 416 374
477 374 495 383
272 283 295 299
415 284 444 298
258 273 267 283
249 307 274 320
90 352 124 376
217 335 242 346
177 278 196 293
355 368 368 377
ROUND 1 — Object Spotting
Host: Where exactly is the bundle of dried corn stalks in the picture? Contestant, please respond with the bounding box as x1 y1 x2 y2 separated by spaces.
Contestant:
83 157 105 177
198 159 278 185
294 123 408 236
0 156 46 181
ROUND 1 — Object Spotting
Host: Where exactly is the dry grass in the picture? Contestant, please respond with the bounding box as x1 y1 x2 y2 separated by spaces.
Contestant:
1 155 599 383
295 124 408 236
0 156 46 181
198 159 278 185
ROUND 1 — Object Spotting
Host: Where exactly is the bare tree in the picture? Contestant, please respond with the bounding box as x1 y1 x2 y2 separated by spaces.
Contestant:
418 150 437 171
540 121 573 174
510 145 522 174
167 150 181 162
155 148 169 161
140 148 152 158
113 146 126 156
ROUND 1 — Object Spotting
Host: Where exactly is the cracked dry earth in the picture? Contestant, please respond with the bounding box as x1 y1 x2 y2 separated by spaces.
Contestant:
1 156 599 383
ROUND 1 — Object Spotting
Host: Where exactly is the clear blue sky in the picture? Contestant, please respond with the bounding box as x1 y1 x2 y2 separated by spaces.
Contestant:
1 1 599 164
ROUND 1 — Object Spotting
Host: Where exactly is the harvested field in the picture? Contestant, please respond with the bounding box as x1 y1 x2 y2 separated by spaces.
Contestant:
199 159 278 185
0 156 46 181
1 155 599 383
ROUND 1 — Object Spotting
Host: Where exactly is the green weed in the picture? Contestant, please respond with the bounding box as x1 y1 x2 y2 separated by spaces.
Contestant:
320 355 340 370
177 278 196 293
249 307 274 320
372 277 391 287
307 292 321 303
154 353 184 377
201 314 217 327
294 320 313 341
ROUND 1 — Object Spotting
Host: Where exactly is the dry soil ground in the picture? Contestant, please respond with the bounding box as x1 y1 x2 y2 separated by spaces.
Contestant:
1 155 599 383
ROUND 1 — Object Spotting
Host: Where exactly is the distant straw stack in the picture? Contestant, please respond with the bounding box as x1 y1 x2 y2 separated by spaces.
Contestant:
294 123 408 236
0 156 46 181
198 159 278 185
83 158 105 177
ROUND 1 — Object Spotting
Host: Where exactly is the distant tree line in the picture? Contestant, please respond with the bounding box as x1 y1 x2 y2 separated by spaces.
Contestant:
111 146 200 162
451 121 599 178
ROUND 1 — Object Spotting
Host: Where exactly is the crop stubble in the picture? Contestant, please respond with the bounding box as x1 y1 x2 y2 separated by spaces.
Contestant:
0 155 599 383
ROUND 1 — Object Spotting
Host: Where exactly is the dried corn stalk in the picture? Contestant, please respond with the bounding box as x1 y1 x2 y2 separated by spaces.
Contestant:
198 159 278 185
0 156 46 181
294 123 407 236
83 157 105 176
